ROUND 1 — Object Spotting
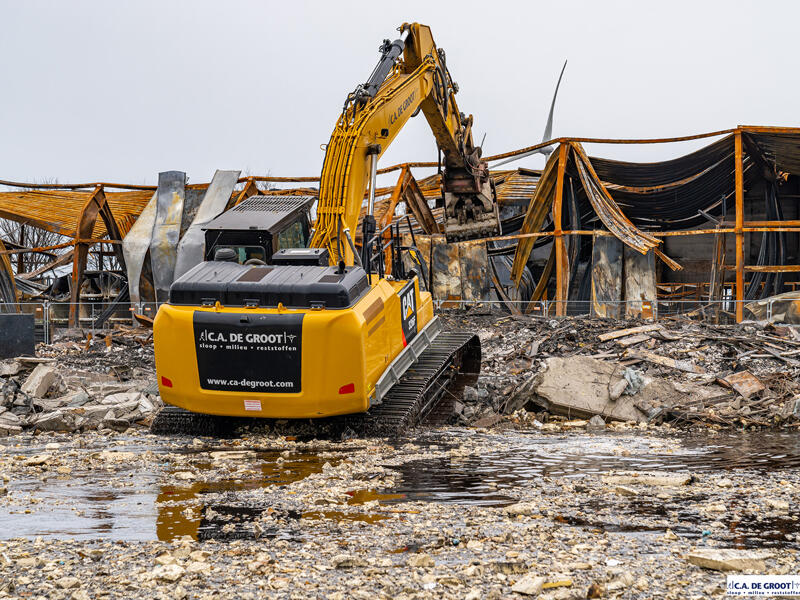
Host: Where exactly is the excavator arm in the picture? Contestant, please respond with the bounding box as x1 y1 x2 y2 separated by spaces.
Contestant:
311 22 499 265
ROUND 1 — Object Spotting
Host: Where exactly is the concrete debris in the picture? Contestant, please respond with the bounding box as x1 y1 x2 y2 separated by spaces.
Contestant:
407 553 435 568
32 410 77 432
0 360 23 377
462 313 800 429
21 364 60 398
332 554 367 568
0 332 162 436
687 548 772 572
586 415 606 430
511 574 545 595
601 473 692 487
532 356 702 423
150 563 186 582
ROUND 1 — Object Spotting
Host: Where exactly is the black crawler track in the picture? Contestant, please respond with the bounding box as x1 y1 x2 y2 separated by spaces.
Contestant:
150 331 480 438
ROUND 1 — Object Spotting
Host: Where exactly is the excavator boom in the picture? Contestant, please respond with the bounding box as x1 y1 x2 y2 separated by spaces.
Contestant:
311 22 500 263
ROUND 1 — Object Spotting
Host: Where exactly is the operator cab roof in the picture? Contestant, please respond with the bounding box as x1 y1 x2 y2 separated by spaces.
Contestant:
203 195 316 234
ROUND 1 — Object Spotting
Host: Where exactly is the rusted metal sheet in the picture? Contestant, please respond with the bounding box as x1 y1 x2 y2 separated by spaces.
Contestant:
174 170 240 280
122 192 157 307
511 150 560 285
571 142 660 256
623 246 657 319
721 371 765 399
402 171 440 235
414 235 489 305
0 189 152 237
150 172 186 304
591 233 623 318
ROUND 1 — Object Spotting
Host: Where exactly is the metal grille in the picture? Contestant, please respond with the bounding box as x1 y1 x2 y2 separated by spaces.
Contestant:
232 195 316 213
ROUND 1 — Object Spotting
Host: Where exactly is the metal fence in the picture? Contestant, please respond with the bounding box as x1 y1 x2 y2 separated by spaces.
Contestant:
2 301 162 344
0 296 780 347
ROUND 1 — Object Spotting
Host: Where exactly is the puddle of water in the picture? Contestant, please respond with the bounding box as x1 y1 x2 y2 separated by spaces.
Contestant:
380 430 800 508
1 430 798 545
373 431 800 549
156 451 335 541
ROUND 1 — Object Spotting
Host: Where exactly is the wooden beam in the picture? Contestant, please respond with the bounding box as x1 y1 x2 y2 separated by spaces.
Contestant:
734 130 744 323
554 144 568 316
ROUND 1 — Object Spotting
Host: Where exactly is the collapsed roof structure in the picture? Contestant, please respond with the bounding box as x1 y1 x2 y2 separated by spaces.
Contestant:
0 125 798 325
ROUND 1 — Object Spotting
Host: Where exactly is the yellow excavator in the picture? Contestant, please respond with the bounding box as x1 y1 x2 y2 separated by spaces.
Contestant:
152 22 488 434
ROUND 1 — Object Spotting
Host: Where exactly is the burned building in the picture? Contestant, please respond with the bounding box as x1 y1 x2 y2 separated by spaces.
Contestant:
0 125 798 327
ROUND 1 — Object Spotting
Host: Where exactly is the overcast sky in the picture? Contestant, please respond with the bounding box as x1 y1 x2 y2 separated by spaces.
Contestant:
1 0 798 187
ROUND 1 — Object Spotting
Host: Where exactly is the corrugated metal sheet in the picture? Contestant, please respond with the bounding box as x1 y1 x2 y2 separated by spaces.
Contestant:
0 189 154 238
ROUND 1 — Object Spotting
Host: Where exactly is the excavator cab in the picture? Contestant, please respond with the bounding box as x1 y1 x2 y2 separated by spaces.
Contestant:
202 195 314 265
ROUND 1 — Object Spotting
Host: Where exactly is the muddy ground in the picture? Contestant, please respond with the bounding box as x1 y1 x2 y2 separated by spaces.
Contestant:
0 314 799 599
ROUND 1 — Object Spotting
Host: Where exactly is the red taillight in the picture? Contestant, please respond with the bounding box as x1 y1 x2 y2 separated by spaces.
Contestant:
338 383 355 395
161 376 173 388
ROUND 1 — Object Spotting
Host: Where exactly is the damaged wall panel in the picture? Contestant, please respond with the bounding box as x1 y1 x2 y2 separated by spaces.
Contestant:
623 246 657 319
411 234 491 305
591 233 623 318
430 234 462 306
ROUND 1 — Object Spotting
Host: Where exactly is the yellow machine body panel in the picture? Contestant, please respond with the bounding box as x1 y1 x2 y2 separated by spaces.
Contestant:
154 277 434 419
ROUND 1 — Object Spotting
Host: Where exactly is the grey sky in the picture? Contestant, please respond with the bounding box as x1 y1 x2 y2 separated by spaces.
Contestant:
1 0 798 188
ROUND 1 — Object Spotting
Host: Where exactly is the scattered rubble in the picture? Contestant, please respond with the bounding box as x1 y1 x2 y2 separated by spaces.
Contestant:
0 330 160 438
0 428 797 599
446 312 800 429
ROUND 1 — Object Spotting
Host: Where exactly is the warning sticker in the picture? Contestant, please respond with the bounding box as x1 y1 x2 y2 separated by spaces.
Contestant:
398 281 417 345
193 312 303 392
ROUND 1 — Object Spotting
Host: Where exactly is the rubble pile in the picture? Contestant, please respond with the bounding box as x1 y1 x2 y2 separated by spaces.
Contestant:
446 312 800 429
0 330 160 437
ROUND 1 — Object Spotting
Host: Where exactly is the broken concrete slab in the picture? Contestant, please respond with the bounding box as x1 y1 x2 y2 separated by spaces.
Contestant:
0 411 22 436
0 360 23 377
101 391 142 405
532 356 705 423
687 548 771 572
511 574 545 595
21 364 60 398
602 473 692 487
32 410 77 432
33 390 89 413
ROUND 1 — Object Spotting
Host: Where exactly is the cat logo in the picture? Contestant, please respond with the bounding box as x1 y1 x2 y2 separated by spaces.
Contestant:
398 281 417 346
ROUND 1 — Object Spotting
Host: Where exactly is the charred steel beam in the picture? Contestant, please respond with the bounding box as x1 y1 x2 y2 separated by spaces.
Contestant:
734 131 745 323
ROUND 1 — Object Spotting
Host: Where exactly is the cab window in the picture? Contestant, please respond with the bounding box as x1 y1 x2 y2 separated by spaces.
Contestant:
276 219 307 250
215 245 267 264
